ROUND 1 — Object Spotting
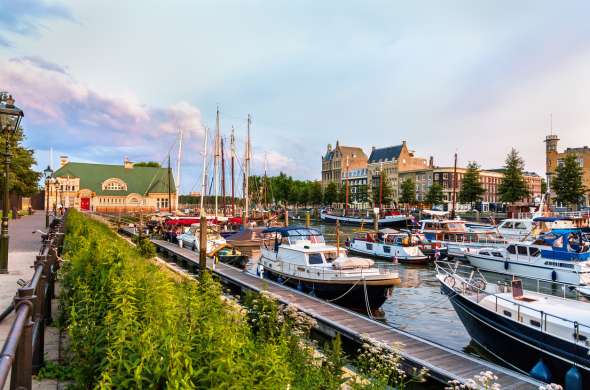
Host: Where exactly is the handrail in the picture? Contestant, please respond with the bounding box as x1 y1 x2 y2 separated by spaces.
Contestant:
0 213 65 390
436 261 590 341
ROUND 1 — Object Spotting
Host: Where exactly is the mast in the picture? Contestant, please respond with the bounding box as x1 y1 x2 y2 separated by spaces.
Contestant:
167 154 172 213
200 128 209 217
230 126 235 216
345 156 350 216
175 128 183 214
379 162 383 212
214 107 220 218
451 152 458 219
243 114 251 227
221 137 226 216
263 152 268 210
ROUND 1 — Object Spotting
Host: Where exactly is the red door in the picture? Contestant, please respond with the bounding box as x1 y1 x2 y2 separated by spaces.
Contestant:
81 197 90 210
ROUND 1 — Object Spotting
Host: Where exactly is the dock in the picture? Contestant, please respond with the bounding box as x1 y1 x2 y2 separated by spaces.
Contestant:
119 227 541 388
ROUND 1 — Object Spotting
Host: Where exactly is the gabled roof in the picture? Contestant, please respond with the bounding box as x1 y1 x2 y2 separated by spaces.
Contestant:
324 145 367 161
54 162 175 196
368 145 403 163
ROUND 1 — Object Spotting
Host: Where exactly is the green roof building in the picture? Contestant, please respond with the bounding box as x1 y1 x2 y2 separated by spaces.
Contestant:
49 157 176 212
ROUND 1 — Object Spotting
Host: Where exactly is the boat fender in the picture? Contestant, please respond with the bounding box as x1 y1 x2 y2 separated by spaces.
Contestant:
178 240 183 248
529 359 552 383
256 264 264 278
504 261 509 270
565 366 583 390
551 270 557 282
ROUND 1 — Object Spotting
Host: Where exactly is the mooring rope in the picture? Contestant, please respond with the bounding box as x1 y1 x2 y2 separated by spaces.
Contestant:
325 278 362 302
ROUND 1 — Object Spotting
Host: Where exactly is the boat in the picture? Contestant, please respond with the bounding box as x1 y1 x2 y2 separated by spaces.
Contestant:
259 226 401 313
320 209 412 228
177 223 227 253
465 230 590 285
419 218 508 259
496 216 576 242
436 261 589 387
225 227 265 258
346 229 429 264
210 244 249 269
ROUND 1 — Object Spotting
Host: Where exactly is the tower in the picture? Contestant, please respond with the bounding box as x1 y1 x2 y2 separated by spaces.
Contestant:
544 134 559 191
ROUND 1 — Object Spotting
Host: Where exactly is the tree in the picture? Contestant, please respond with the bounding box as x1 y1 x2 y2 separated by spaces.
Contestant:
540 178 547 195
134 161 161 167
498 149 529 204
551 153 587 208
425 183 444 205
371 171 393 208
310 181 323 205
354 184 368 204
400 178 416 205
459 161 485 208
4 127 39 196
324 182 338 205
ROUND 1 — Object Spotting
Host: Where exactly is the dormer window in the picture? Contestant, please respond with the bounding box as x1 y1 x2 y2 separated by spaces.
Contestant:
102 178 128 191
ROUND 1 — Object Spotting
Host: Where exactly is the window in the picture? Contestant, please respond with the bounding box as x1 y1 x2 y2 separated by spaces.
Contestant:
529 247 541 257
366 243 373 250
383 246 391 253
502 222 514 229
503 310 512 317
514 222 528 230
530 320 541 327
507 245 516 254
105 182 124 190
517 246 528 256
480 251 490 256
308 253 323 265
492 252 503 258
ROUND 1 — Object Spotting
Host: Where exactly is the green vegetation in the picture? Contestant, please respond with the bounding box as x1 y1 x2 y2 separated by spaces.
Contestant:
425 183 444 205
552 153 587 208
372 170 393 207
249 172 323 207
541 178 547 195
498 149 530 204
5 126 40 196
459 161 485 208
399 179 416 205
324 182 338 205
133 161 161 167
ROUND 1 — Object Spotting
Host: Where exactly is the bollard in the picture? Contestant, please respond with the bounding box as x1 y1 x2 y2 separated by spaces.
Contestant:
284 210 289 227
11 287 35 390
305 211 310 228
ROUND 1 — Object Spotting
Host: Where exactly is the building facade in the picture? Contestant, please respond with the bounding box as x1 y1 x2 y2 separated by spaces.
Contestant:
341 167 369 208
367 141 429 203
398 168 434 202
321 141 367 189
48 157 176 213
545 134 590 206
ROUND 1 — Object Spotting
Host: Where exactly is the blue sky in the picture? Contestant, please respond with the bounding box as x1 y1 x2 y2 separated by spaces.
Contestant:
1 1 590 193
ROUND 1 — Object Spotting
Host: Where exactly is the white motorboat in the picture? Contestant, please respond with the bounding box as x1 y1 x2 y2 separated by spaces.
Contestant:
177 223 226 254
347 229 429 264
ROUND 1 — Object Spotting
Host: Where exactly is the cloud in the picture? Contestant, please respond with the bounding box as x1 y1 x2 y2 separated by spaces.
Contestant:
0 0 73 46
10 56 67 74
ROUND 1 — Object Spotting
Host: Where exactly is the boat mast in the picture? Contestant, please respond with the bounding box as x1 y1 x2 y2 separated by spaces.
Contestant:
214 107 220 218
200 128 209 217
451 152 458 219
243 114 251 227
231 126 235 217
221 137 226 216
379 162 383 213
345 156 350 216
167 154 172 213
263 152 268 210
175 128 183 215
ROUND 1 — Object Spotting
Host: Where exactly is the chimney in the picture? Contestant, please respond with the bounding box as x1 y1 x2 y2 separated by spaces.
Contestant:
372 146 376 151
402 140 407 147
59 156 69 167
429 156 434 168
124 156 133 169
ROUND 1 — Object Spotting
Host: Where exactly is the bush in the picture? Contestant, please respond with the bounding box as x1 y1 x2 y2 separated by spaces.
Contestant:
60 210 354 388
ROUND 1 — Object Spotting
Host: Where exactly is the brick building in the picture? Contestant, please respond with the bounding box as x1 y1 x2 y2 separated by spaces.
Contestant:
321 141 367 189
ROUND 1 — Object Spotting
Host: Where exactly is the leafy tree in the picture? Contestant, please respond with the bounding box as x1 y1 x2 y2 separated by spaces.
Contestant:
371 171 393 207
324 182 338 205
2 127 40 196
498 149 529 204
541 178 547 195
134 161 161 167
425 183 444 205
400 178 416 205
309 181 323 205
459 161 485 208
551 153 587 208
354 184 368 204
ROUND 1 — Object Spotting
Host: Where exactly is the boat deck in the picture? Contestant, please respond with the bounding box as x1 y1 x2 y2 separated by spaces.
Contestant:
139 232 542 388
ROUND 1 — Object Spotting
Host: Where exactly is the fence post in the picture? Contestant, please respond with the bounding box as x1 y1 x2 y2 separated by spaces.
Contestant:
11 287 35 390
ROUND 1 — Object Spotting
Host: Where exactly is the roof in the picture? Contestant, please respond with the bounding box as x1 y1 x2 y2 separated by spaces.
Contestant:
324 145 367 161
368 145 403 163
54 162 175 196
262 226 322 236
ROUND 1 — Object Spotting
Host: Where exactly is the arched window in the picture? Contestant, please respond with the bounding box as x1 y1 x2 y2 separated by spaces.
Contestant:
102 178 127 191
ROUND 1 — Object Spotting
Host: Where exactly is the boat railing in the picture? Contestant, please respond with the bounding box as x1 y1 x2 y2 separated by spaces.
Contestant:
435 261 590 343
278 260 396 281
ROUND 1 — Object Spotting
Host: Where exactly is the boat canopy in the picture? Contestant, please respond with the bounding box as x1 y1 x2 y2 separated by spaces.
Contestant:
535 230 590 260
533 216 572 222
422 210 449 217
262 226 322 237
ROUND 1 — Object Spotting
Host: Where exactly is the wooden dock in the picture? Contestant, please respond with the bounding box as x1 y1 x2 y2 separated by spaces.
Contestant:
142 235 542 389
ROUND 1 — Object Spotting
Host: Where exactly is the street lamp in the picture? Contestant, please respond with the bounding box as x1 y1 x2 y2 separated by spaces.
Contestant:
43 165 54 228
0 93 24 274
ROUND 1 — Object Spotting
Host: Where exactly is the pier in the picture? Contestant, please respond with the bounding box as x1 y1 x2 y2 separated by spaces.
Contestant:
119 226 542 389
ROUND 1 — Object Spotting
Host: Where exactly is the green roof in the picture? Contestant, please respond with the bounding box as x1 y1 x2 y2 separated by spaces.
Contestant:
54 162 175 196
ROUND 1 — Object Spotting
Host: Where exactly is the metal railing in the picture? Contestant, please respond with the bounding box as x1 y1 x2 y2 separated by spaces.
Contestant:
0 216 64 390
436 261 590 345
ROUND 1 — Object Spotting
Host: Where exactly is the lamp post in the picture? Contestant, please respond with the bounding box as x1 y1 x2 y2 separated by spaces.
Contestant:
43 165 53 228
0 93 24 273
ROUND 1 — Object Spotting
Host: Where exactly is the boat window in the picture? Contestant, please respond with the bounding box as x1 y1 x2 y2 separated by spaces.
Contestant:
517 246 528 256
507 245 516 254
308 253 323 265
559 262 574 269
574 333 588 342
503 222 514 229
366 243 373 250
425 223 435 229
503 310 512 317
514 222 528 230
383 246 391 253
480 251 490 256
529 247 541 257
492 252 503 258
530 319 541 328
324 252 338 262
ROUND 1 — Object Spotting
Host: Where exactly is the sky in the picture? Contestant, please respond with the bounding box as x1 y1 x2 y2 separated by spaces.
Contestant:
1 0 590 193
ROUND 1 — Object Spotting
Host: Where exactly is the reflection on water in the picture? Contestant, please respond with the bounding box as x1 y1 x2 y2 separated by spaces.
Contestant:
311 223 472 352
